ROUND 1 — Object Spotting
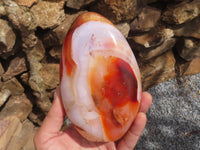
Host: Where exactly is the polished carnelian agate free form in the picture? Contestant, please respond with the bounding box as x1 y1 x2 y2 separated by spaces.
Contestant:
60 12 142 142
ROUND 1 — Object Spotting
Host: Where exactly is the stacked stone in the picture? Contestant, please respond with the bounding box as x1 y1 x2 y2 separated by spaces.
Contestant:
0 0 199 149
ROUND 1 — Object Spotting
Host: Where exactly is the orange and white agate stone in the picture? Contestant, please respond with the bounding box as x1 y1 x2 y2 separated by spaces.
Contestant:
60 12 142 142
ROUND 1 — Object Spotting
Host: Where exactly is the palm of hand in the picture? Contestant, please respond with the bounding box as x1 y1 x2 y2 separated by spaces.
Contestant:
37 125 116 150
34 89 152 150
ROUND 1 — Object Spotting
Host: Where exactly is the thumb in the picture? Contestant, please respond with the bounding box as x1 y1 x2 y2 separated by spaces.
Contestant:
117 112 147 150
37 87 66 135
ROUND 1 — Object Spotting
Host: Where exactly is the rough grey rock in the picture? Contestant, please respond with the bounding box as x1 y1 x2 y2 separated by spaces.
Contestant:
3 57 27 81
162 0 200 24
0 116 36 150
174 16 200 40
139 50 176 90
31 0 65 29
4 0 37 31
21 126 38 150
0 63 4 88
0 1 6 17
2 77 24 96
179 57 200 77
0 89 11 107
3 0 38 49
0 94 32 121
66 0 95 9
132 28 174 48
43 11 86 47
20 72 29 85
176 38 200 61
0 116 22 150
91 0 138 23
13 0 38 7
26 40 51 112
131 28 175 60
136 73 200 150
7 119 35 150
0 63 4 76
39 63 60 90
0 19 16 55
116 22 130 38
130 6 161 32
49 46 62 59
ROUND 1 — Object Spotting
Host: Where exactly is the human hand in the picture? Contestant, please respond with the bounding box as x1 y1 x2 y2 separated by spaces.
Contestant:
34 88 152 150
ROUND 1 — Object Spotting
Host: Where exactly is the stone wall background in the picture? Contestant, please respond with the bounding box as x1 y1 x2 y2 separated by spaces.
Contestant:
0 0 199 149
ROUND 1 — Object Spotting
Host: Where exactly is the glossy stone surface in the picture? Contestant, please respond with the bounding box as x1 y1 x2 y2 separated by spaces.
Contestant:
60 12 141 142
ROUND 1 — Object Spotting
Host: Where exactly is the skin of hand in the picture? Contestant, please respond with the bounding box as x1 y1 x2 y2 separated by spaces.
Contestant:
34 88 152 150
